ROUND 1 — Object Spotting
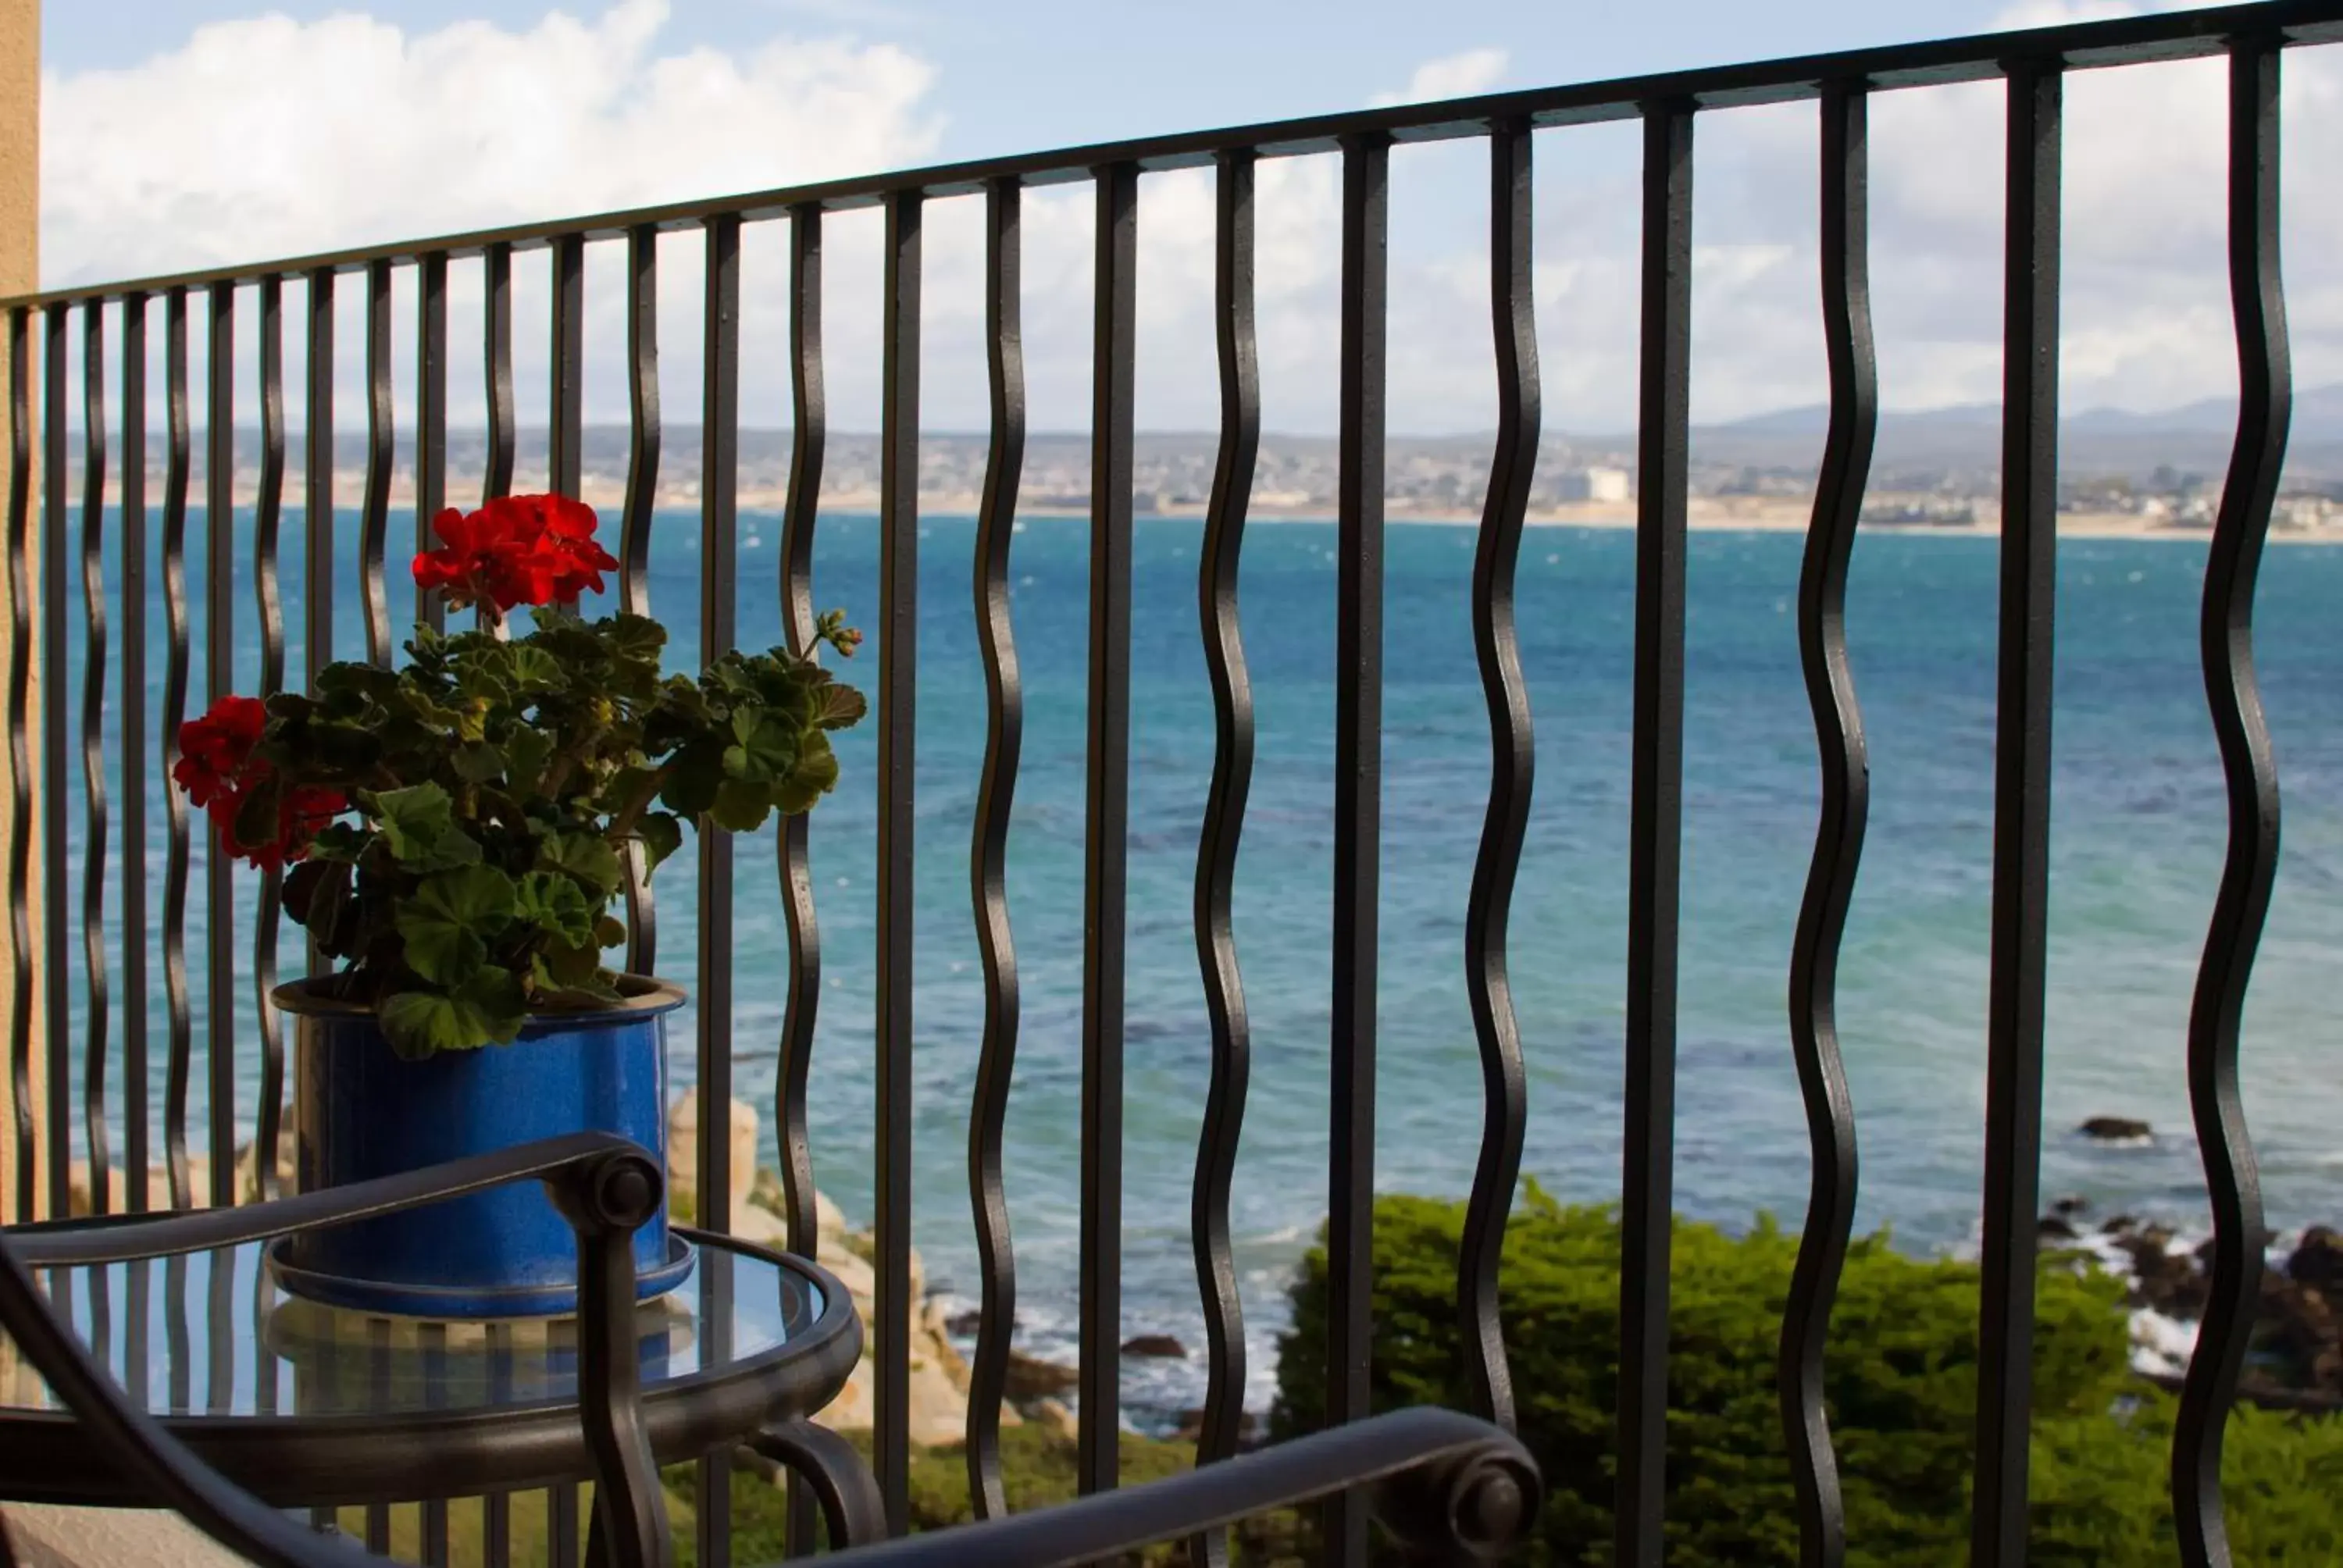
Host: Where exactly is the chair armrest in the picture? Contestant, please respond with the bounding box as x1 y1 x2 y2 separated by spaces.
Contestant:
0 1133 673 1568
813 1406 1539 1567
8 1129 649 1267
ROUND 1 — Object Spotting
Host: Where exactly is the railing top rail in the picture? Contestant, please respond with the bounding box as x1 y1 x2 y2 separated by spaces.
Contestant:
9 0 2343 310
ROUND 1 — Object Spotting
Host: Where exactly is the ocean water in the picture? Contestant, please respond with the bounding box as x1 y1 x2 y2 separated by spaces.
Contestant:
54 509 2343 1424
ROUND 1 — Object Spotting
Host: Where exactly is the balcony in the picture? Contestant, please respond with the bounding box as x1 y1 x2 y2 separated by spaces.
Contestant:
3 2 2342 1563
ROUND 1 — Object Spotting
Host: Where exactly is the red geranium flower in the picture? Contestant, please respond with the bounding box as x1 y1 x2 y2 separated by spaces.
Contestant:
172 693 347 870
173 694 267 809
412 494 617 618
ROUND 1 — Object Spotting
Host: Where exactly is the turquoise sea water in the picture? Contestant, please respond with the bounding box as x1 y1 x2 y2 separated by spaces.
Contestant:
55 510 2343 1420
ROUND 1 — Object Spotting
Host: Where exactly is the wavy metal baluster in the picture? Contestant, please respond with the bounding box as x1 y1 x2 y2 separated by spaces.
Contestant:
5 306 32 1223
359 259 393 670
1187 145 1259 1568
42 302 68 1220
966 175 1026 1523
159 288 194 1211
484 243 514 508
80 301 113 1218
414 252 447 636
120 293 149 1212
2174 38 2286 1568
1780 83 1876 1568
1460 119 1538 1435
251 277 287 1201
304 269 334 696
778 201 828 1562
621 223 659 976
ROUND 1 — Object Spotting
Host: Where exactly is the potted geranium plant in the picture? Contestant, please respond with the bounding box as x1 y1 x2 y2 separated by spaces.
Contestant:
174 494 862 1317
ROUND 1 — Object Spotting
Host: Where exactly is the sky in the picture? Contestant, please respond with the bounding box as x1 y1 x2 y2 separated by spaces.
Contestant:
34 0 2343 434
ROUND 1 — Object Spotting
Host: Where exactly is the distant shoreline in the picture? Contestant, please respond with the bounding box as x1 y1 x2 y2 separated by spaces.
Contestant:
190 474 2343 544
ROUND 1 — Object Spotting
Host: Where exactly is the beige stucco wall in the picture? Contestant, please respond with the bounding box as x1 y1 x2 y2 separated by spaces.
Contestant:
0 0 38 1225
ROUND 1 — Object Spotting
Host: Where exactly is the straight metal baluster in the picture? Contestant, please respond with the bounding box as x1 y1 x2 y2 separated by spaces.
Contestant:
252 278 287 1201
2174 37 2286 1568
421 1322 450 1567
159 288 193 1210
696 208 741 1568
621 224 659 976
1620 100 1693 1568
1187 144 1258 1568
42 301 67 1220
779 201 828 1562
1781 82 1876 1568
544 230 584 1568
203 282 235 1211
1972 58 2060 1568
5 305 31 1224
1461 119 1538 1434
305 269 333 693
484 1322 514 1568
550 235 584 500
1082 158 1138 1503
967 174 1026 1522
875 185 922 1536
120 293 148 1212
80 300 112 1217
1325 132 1386 1568
359 260 392 669
415 252 447 636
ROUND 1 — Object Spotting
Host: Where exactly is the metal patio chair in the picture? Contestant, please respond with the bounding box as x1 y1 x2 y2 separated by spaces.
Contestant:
0 1133 1539 1566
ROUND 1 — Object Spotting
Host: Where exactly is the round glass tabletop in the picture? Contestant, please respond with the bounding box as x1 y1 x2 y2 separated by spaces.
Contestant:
6 1233 823 1420
0 1229 861 1507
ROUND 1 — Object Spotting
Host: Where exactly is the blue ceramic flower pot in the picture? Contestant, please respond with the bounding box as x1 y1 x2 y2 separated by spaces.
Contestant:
270 976 694 1319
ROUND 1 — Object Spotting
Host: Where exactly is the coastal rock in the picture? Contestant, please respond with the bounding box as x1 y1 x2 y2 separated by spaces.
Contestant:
1003 1349 1080 1400
1121 1334 1187 1360
665 1093 758 1215
1029 1397 1079 1444
2288 1227 2343 1292
2079 1116 2154 1143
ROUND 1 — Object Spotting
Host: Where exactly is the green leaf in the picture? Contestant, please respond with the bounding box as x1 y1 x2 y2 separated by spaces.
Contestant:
634 812 683 871
372 782 481 871
506 645 564 690
538 935 604 988
721 712 799 786
502 728 554 795
527 955 625 1010
451 740 505 785
394 864 518 986
377 969 526 1058
813 682 867 730
537 832 625 900
772 730 840 816
305 820 370 864
594 914 629 950
601 614 668 667
659 740 726 818
230 784 281 853
513 871 596 948
710 779 771 834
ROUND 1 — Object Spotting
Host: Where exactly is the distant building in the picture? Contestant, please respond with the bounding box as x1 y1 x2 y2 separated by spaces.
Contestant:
1557 465 1632 504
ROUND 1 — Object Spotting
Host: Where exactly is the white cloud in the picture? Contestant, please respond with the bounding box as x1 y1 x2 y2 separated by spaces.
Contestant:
1371 48 1509 109
41 3 2343 440
41 0 941 286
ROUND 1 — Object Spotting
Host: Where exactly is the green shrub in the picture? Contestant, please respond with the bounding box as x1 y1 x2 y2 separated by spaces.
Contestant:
1275 1187 2338 1565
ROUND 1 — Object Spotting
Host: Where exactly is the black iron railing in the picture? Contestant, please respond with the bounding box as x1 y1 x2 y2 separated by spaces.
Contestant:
5 2 2338 1563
